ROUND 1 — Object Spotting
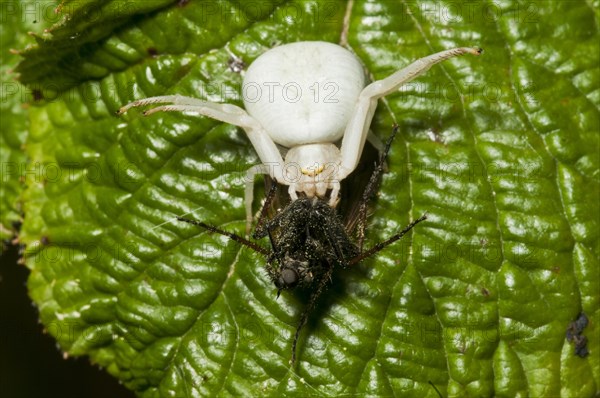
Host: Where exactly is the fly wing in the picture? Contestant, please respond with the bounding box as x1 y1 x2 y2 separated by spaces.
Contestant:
310 199 359 266
337 141 379 243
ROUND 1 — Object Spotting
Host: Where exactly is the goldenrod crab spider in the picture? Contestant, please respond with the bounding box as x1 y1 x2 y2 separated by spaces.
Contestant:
118 42 481 229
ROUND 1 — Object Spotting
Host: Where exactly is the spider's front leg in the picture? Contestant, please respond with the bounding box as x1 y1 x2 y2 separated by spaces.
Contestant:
118 95 285 180
338 47 482 180
118 94 288 231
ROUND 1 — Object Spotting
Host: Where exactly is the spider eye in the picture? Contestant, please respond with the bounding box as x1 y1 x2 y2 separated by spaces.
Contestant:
280 268 299 287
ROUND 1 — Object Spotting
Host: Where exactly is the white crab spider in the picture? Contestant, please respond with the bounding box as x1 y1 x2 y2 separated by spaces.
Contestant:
119 41 480 226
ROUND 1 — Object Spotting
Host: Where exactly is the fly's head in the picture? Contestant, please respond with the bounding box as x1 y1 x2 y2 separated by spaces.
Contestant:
273 253 313 293
269 238 329 297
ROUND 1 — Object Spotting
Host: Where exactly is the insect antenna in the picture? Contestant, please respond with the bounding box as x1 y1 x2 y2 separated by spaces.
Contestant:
177 217 269 256
355 124 399 250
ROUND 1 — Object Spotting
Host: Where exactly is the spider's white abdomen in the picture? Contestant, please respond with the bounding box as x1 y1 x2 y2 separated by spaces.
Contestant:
243 41 365 148
120 43 480 220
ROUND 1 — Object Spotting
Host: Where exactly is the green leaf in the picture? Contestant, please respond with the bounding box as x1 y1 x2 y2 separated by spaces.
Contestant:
1 0 60 244
15 0 599 396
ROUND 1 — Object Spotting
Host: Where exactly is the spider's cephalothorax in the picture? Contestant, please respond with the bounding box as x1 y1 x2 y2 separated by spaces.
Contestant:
257 196 359 293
